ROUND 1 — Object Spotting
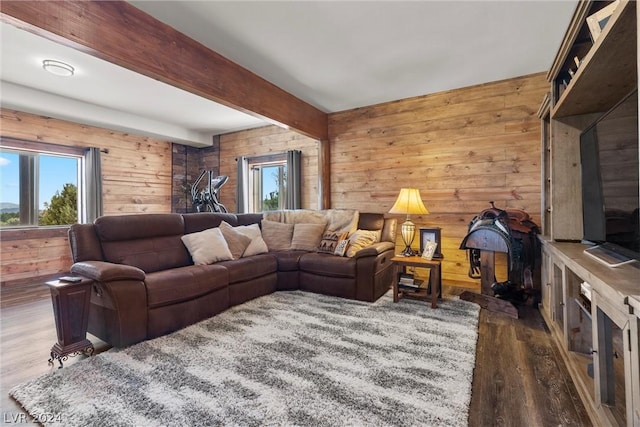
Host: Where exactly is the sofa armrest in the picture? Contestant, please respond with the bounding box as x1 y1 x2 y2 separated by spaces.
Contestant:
353 241 395 259
70 261 148 347
354 243 395 302
70 261 146 282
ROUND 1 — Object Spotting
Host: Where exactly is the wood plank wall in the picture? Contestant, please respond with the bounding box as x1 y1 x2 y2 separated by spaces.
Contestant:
328 73 548 288
218 126 320 212
0 109 173 285
1 72 547 291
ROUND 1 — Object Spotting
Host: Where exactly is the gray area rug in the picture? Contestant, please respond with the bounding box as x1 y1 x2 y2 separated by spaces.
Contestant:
11 290 479 426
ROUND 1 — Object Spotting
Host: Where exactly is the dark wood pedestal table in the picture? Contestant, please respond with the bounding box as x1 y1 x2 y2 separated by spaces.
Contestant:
391 255 442 308
46 278 94 368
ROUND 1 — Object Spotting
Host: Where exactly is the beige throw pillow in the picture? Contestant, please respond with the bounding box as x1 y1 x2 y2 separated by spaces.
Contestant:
219 222 252 259
333 238 350 256
345 229 380 257
290 223 326 251
229 223 269 257
181 227 233 265
323 209 359 234
261 220 294 251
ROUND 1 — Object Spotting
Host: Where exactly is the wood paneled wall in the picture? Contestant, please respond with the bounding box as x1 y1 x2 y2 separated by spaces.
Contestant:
0 109 172 285
1 72 547 291
218 126 320 212
328 73 548 288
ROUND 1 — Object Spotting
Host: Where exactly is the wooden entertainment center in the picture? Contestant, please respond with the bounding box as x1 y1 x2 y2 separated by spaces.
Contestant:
538 1 639 426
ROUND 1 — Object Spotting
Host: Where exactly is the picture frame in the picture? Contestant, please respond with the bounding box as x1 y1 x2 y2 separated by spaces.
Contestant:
419 227 442 259
421 241 438 261
586 0 619 42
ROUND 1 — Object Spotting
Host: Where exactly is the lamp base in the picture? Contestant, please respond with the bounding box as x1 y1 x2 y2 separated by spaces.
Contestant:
400 246 417 257
400 218 417 257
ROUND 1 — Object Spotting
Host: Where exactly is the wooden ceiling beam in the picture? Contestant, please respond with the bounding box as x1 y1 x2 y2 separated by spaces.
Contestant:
0 0 328 140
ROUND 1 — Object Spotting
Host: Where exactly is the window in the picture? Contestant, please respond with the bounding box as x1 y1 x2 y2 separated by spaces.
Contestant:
237 150 301 213
0 140 85 228
250 161 287 212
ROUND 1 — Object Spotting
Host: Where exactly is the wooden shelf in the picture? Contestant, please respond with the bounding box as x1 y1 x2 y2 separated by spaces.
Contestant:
398 288 429 300
552 0 637 118
541 2 638 424
544 242 639 307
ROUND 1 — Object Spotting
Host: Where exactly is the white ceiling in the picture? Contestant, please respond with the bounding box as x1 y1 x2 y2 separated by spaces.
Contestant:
0 1 577 147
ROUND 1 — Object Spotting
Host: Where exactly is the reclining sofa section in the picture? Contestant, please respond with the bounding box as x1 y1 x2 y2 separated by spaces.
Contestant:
68 211 398 347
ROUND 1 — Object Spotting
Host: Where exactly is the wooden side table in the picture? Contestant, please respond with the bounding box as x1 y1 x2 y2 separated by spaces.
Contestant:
46 278 94 368
391 255 443 308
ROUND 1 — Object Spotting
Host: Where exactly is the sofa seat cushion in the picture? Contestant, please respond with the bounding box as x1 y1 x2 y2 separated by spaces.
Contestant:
219 254 277 284
270 250 307 272
298 253 356 278
145 264 228 309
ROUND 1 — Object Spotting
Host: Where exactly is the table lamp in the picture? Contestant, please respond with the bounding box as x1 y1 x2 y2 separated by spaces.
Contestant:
389 188 429 256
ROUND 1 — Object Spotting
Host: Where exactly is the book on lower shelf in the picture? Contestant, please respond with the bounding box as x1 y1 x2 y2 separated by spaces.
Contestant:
398 278 425 291
398 273 416 286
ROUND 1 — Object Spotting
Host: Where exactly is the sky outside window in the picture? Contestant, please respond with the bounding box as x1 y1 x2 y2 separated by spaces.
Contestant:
261 165 280 200
0 151 79 209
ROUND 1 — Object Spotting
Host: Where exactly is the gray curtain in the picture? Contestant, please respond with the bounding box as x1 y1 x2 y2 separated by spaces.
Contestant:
236 156 248 213
286 150 301 209
84 147 103 222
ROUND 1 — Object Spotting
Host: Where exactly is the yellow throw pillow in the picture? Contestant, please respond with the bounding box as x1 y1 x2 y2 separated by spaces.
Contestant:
345 229 380 257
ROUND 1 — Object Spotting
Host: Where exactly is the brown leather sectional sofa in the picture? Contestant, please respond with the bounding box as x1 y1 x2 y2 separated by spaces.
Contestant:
68 211 397 347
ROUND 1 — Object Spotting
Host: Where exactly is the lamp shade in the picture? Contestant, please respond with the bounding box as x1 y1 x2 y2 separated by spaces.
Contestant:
389 188 429 215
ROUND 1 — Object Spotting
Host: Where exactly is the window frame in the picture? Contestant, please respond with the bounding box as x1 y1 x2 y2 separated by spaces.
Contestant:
0 137 86 229
247 154 287 213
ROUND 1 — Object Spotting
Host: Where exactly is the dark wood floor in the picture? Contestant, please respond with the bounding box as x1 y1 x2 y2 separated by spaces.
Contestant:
1 283 591 426
467 300 592 426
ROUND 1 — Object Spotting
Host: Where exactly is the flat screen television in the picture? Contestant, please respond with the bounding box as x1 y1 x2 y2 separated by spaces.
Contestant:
580 89 639 263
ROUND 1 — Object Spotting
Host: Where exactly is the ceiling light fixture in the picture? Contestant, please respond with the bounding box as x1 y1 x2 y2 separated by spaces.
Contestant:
42 59 75 77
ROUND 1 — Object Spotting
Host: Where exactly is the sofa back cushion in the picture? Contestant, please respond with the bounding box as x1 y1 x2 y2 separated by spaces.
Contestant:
182 213 239 234
236 213 264 226
95 214 191 273
181 212 263 234
358 213 384 231
358 213 397 243
68 223 104 263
